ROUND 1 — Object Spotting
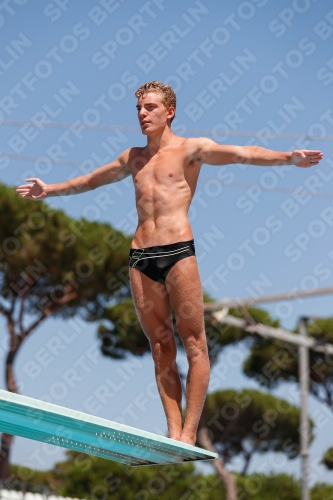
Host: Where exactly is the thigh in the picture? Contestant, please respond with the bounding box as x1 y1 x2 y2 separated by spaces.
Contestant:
129 267 174 346
165 256 206 350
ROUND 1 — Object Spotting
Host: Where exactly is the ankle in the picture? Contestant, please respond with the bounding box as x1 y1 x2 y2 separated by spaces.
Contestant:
169 432 182 441
168 422 183 441
179 431 197 446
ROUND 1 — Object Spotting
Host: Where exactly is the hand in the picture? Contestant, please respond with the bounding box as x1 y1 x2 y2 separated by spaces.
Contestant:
291 149 323 168
16 178 48 200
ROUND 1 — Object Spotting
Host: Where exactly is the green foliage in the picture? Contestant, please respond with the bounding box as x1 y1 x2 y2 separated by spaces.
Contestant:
322 447 333 471
205 306 280 365
203 389 313 473
0 183 135 475
45 451 208 500
235 473 300 500
311 482 333 499
243 317 333 408
9 464 61 492
0 183 132 320
12 458 333 500
98 299 150 359
243 339 298 388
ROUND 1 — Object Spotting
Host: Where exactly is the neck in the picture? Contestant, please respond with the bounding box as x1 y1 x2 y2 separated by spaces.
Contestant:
146 125 175 154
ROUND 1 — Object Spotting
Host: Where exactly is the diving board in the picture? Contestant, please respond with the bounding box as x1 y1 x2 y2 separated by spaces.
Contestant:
0 390 218 466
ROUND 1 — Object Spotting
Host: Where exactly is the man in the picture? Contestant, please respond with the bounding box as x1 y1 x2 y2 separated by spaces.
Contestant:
16 81 323 446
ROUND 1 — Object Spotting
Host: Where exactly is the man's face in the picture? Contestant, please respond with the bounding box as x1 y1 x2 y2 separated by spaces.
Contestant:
136 92 174 135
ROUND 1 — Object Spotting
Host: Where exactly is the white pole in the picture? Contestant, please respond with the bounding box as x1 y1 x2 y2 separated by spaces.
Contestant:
212 313 333 355
208 290 333 500
299 317 310 500
204 286 333 312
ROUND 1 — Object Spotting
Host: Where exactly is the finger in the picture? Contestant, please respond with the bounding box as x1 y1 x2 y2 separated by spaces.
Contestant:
306 151 323 156
309 160 320 166
25 178 39 182
310 153 323 158
18 193 32 199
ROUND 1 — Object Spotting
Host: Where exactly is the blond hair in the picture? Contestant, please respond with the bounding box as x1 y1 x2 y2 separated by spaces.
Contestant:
135 81 176 123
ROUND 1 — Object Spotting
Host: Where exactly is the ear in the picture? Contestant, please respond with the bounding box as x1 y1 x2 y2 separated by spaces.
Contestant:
166 106 175 120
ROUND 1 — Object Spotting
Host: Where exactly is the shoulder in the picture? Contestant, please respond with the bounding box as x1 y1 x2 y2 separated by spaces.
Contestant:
182 137 217 151
118 147 144 166
181 137 218 163
182 138 244 166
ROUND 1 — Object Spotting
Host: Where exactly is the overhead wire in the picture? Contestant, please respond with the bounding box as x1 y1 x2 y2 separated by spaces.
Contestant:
2 150 333 200
1 120 333 141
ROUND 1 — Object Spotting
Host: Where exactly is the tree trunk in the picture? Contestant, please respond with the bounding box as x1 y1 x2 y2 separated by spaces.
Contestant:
241 450 252 476
0 433 14 480
198 425 237 500
0 346 21 480
178 360 238 499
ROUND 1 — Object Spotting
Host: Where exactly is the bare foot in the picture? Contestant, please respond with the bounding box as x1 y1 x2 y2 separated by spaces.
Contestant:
178 433 196 446
169 433 181 441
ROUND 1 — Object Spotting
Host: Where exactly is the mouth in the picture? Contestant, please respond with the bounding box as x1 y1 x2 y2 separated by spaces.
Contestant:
140 121 150 126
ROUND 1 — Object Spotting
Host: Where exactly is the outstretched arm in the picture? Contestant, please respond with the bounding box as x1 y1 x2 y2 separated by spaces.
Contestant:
16 149 131 200
195 138 323 168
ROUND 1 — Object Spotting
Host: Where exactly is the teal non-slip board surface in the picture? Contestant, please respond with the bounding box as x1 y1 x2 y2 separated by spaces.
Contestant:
0 390 218 466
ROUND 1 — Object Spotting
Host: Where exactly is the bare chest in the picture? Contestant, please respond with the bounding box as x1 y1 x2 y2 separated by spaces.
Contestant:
129 148 199 190
133 151 182 186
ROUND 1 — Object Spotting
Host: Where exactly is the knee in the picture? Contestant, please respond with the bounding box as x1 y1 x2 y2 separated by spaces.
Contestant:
146 321 174 345
150 336 177 363
183 334 208 363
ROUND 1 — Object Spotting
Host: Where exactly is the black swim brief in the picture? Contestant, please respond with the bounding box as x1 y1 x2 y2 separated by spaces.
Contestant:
128 240 195 284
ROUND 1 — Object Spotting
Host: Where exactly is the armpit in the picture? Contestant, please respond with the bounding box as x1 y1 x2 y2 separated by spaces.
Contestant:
188 155 202 168
122 167 132 179
185 137 209 166
115 166 132 182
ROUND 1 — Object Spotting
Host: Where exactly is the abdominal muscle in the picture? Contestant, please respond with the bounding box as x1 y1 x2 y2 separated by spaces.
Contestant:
132 213 193 249
131 181 194 249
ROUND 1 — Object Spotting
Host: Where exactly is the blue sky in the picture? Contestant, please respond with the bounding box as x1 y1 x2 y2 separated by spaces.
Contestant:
1 0 333 486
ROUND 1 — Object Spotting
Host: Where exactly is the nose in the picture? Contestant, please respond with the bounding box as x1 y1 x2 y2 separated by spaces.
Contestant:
139 107 147 119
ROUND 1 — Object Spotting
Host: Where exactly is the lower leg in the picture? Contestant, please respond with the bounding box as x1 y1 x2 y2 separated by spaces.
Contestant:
153 344 184 440
129 268 183 439
163 256 210 445
180 345 210 445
